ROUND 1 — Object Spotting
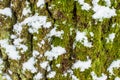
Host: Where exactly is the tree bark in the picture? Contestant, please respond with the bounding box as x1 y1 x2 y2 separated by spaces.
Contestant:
0 0 120 80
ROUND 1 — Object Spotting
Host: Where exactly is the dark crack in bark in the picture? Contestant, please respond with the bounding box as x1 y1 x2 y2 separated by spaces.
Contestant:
45 2 55 23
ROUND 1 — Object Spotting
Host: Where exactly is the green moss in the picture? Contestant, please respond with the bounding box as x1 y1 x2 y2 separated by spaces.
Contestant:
0 0 120 80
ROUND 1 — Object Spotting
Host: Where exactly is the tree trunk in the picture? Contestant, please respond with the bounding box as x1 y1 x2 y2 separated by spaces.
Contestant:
0 0 120 80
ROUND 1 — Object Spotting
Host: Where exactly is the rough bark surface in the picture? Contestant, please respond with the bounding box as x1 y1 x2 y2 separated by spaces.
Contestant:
0 0 120 80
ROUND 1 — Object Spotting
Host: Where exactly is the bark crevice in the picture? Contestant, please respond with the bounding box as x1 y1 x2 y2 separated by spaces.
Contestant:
45 2 55 23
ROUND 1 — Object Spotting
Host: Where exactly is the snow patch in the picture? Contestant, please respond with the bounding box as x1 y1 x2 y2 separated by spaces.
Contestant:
104 0 111 7
0 39 21 60
13 38 28 53
107 60 120 75
13 14 51 34
38 40 45 47
40 61 49 70
106 33 115 43
33 50 40 57
47 71 56 78
90 32 94 37
67 69 79 80
56 64 60 68
72 57 91 72
44 45 66 61
22 8 31 16
77 0 91 10
33 72 43 80
37 0 45 8
2 74 12 80
47 27 64 38
115 77 120 80
76 31 92 48
92 0 116 21
0 58 4 73
22 14 51 34
22 57 37 73
91 71 107 80
22 1 31 16
0 7 12 17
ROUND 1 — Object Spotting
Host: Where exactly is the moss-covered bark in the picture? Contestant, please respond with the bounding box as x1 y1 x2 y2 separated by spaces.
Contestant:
0 0 120 80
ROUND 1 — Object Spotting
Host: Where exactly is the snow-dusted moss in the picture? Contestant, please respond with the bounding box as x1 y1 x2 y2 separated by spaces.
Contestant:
0 0 120 80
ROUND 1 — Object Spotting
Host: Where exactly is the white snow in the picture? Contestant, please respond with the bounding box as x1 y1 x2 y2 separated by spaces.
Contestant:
47 65 51 72
71 74 79 80
0 7 12 17
107 60 120 75
92 0 116 21
47 71 56 78
72 57 91 72
91 71 107 80
13 14 51 34
44 45 66 61
22 1 31 16
0 58 4 73
13 38 22 45
8 70 12 75
76 31 92 48
13 38 28 53
40 61 49 70
22 14 51 34
19 44 28 53
10 35 17 39
90 32 94 37
56 64 60 68
104 0 111 7
112 23 116 28
43 22 52 28
37 40 45 47
47 27 64 38
2 74 12 80
22 8 31 16
67 69 79 80
33 72 43 80
77 0 91 11
0 58 3 65
37 0 45 8
41 40 45 45
77 0 116 21
115 77 120 80
106 33 115 43
92 6 116 21
33 50 40 57
22 57 37 73
13 23 23 35
40 61 51 71
0 39 21 60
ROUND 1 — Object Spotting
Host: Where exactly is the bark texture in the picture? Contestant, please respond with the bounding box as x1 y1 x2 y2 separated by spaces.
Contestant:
0 0 120 80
